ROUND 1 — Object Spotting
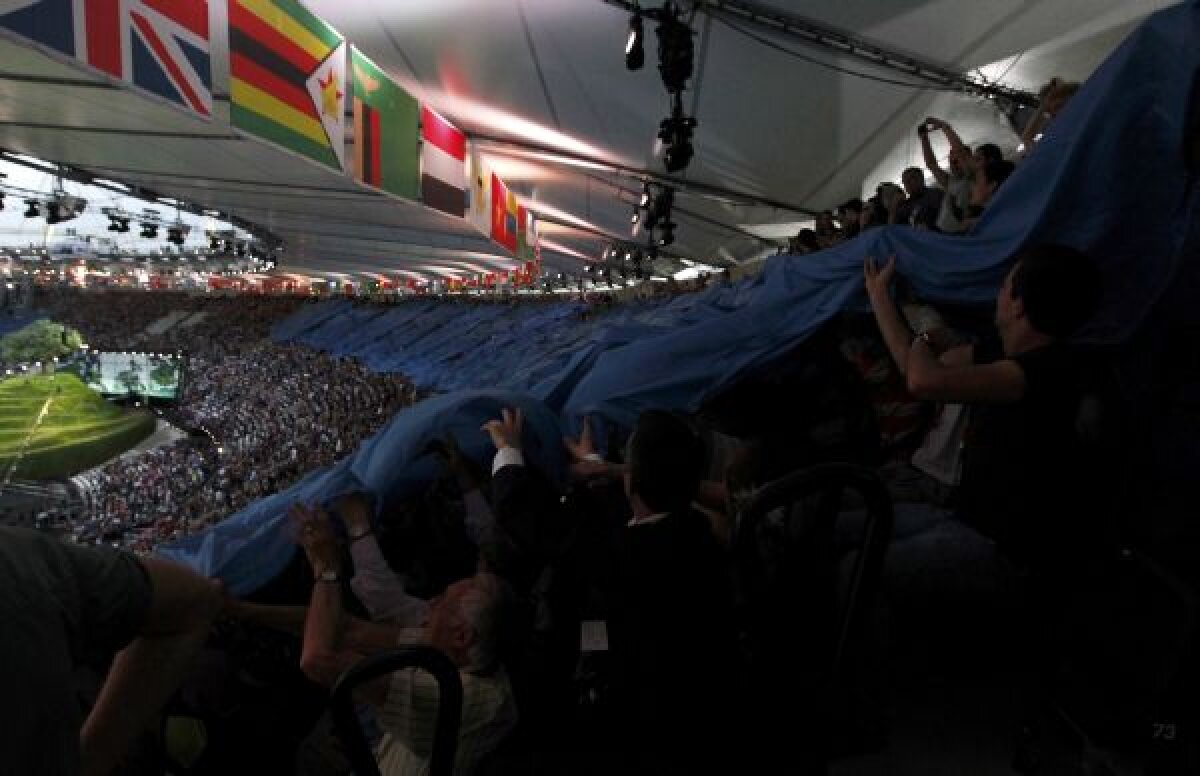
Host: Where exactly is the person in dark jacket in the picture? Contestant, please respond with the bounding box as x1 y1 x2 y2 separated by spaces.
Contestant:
482 408 738 774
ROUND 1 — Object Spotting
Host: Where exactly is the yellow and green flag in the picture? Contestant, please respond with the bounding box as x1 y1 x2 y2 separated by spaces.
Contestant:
350 46 419 199
229 0 346 171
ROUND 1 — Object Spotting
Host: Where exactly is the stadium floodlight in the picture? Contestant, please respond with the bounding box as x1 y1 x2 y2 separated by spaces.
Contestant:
626 10 645 70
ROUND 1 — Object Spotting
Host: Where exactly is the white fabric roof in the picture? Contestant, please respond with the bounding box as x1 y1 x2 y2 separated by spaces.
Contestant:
0 0 1177 282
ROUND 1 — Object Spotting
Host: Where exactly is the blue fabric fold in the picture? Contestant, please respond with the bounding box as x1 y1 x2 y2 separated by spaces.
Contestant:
161 1 1200 592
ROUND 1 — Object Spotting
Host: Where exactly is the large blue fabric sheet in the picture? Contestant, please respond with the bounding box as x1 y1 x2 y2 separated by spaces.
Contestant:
163 2 1200 593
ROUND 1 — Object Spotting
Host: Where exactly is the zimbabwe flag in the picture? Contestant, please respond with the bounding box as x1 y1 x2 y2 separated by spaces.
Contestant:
229 0 346 170
351 46 419 199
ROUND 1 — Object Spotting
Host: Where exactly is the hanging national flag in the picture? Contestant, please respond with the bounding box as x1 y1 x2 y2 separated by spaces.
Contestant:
516 207 542 262
464 144 492 236
420 106 466 217
490 173 519 253
350 46 419 199
0 0 213 118
229 0 346 170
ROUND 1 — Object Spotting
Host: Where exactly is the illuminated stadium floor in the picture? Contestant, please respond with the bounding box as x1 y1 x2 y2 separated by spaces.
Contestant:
0 373 155 480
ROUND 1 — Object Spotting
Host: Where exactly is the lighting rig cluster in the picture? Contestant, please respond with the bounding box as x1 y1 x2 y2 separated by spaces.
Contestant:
626 2 697 174
632 181 677 248
2 172 88 225
596 243 653 281
206 230 275 265
0 152 285 267
101 207 191 244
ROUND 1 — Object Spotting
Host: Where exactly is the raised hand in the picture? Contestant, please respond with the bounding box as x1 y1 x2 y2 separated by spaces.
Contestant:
481 407 523 452
288 502 339 573
563 416 596 462
863 255 898 304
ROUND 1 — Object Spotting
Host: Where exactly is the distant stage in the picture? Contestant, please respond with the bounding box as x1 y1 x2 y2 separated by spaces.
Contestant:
75 351 184 401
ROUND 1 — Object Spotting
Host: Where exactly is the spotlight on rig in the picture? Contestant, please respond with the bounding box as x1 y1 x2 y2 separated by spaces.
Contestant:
657 221 676 246
140 223 158 239
166 224 189 247
655 2 694 94
659 95 697 173
625 10 645 70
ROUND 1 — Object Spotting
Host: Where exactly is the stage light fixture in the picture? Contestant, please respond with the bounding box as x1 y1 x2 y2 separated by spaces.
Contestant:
664 137 694 172
657 221 676 246
631 209 641 225
24 200 40 218
140 223 158 239
625 10 645 70
655 2 694 94
658 97 697 173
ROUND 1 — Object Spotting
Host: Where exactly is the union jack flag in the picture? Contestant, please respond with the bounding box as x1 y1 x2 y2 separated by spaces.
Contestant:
0 0 212 118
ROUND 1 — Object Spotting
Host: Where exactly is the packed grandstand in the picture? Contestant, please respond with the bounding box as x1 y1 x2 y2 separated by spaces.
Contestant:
1 1 1199 776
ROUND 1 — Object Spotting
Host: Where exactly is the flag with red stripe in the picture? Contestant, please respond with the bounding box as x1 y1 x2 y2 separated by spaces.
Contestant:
490 173 519 253
0 0 212 118
229 0 346 170
421 106 466 217
350 46 419 199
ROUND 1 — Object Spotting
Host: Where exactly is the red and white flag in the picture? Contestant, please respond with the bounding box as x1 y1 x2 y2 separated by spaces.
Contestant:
420 106 466 217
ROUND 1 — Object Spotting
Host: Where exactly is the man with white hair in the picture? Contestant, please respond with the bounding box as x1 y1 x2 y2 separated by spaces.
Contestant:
261 504 518 776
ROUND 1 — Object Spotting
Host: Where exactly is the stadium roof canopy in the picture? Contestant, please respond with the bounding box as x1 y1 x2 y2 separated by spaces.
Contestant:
0 0 1178 284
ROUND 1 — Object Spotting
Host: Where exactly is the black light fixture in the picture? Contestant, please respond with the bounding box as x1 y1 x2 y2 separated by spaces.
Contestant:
659 94 697 173
655 2 693 94
657 221 676 246
625 10 645 71
24 200 40 218
631 208 641 225
140 223 158 239
209 236 220 252
44 202 66 224
0 192 5 211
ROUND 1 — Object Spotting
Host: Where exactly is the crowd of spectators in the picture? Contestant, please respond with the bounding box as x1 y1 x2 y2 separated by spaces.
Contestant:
8 69 1192 775
48 290 410 551
788 78 1077 255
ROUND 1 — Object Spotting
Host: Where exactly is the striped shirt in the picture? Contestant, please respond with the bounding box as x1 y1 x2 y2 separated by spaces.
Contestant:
375 657 517 776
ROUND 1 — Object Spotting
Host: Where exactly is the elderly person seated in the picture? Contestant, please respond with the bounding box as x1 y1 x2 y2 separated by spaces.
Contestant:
228 503 518 776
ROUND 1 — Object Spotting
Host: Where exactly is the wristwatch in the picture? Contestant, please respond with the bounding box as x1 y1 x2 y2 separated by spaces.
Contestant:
315 568 340 584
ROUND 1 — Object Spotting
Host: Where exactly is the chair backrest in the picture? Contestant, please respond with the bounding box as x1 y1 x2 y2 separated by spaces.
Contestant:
734 463 893 690
328 646 464 776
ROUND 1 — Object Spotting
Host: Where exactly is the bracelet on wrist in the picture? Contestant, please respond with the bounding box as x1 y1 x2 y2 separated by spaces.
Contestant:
347 527 373 542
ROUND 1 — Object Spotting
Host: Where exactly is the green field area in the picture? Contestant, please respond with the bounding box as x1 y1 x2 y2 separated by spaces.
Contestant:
0 373 155 480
